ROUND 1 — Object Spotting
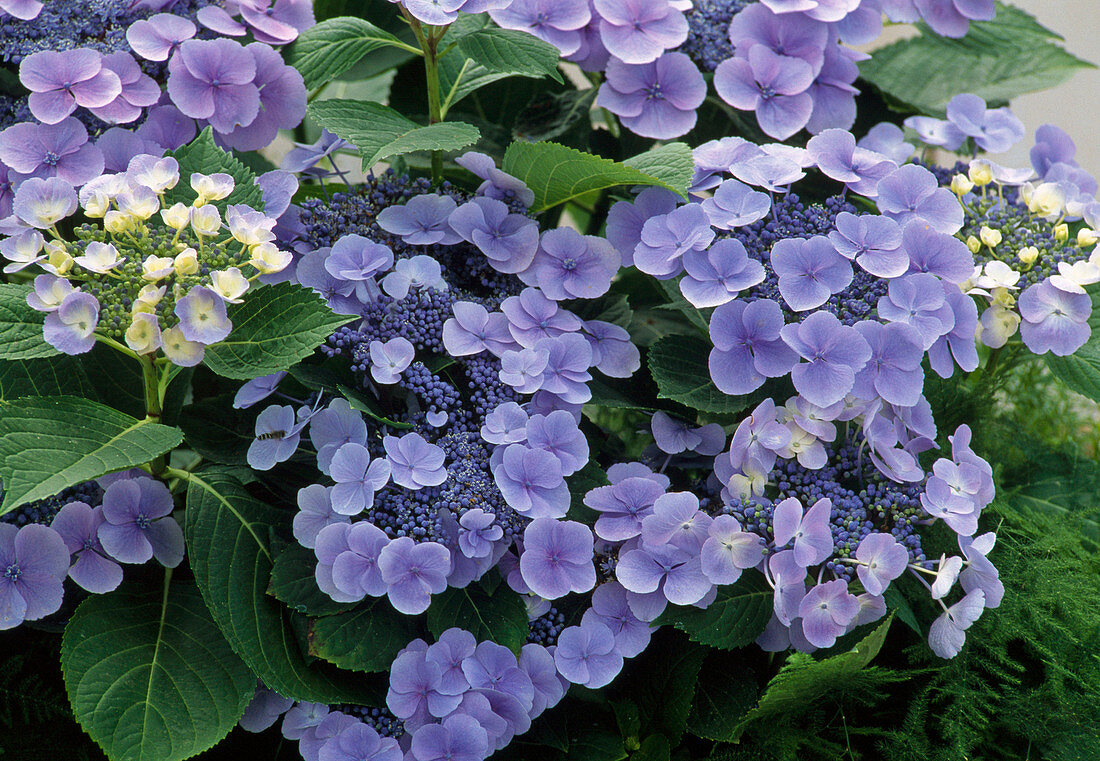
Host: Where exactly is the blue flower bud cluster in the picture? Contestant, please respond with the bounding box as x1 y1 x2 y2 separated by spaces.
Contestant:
0 480 103 527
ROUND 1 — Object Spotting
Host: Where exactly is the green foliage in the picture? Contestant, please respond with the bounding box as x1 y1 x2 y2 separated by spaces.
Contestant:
0 283 58 360
648 334 757 414
513 89 597 142
269 543 357 617
1046 286 1100 404
61 576 254 761
308 599 419 673
166 128 264 210
425 575 529 653
288 16 415 89
611 630 705 745
0 354 94 401
860 3 1094 114
307 99 481 170
178 394 257 465
653 572 773 650
184 467 374 703
202 282 356 380
0 396 183 513
455 28 563 84
500 141 691 213
688 651 758 742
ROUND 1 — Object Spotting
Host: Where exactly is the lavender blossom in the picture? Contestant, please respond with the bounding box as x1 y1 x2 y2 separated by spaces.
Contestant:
383 433 448 489
329 443 391 515
0 118 105 187
50 501 123 593
1018 279 1091 356
519 518 596 599
709 298 799 395
526 227 619 301
43 291 99 355
680 238 766 308
772 497 833 567
167 38 260 133
98 477 184 567
593 0 688 64
492 444 569 519
0 523 69 629
770 235 853 311
378 537 451 615
827 212 907 278
127 13 198 61
377 194 462 246
797 579 858 648
714 45 815 140
449 197 539 274
19 48 122 124
596 52 706 139
553 620 623 688
490 0 592 56
369 337 415 384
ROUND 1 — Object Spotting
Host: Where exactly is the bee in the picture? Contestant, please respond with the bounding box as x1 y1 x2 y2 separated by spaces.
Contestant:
256 430 287 440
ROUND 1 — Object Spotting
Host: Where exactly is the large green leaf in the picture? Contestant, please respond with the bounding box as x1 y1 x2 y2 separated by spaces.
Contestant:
425 578 529 654
653 572 773 649
308 599 419 672
308 99 480 170
269 543 357 617
0 396 183 513
688 651 758 742
614 630 706 745
731 616 893 738
1047 286 1100 403
860 3 1095 114
455 28 563 83
166 128 264 210
202 282 355 380
0 355 93 401
289 16 414 89
0 283 58 360
184 467 374 703
61 576 254 761
648 334 755 414
501 141 691 213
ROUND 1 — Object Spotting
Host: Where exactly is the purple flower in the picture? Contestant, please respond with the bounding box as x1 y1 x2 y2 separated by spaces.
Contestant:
455 152 534 208
0 523 69 629
490 0 591 56
772 497 833 567
781 311 871 406
877 273 956 350
314 524 357 603
378 194 462 246
387 647 463 724
319 722 401 761
281 130 349 173
858 122 914 165
239 682 293 733
854 533 908 596
681 238 765 308
493 444 569 519
369 337 415 385
1018 279 1091 356
381 255 446 300
526 410 588 476
98 477 184 567
633 203 714 279
593 0 687 64
167 38 260 133
19 49 122 124
127 13 197 61
770 235 853 311
329 442 391 515
1031 123 1077 177
715 45 815 140
175 286 232 345
221 42 307 152
383 433 448 489
500 287 582 347
728 4 829 75
597 52 706 139
534 333 594 404
443 302 514 358
481 402 529 446
410 715 489 761
233 371 287 409
525 227 619 300
498 347 550 394
330 520 390 601
581 581 652 657
798 579 859 648
297 251 359 315
379 538 451 615
928 287 979 378
852 320 925 407
709 298 799 395
309 398 367 473
700 179 771 230
43 291 99 355
0 118 105 187
616 541 711 607
424 627 475 695
520 643 568 716
0 0 42 20
293 484 348 549
958 532 1002 607
641 491 712 551
89 52 161 124
650 411 722 456
237 0 315 46
247 404 302 470
324 234 394 302
903 222 974 284
828 212 907 278
914 0 995 39
519 518 595 599
461 640 535 711
449 197 538 274
701 514 765 585
804 42 861 134
50 501 123 594
807 129 895 196
605 187 678 265
928 589 985 658
553 620 623 688
457 509 503 558
584 476 664 542
581 319 640 378
876 165 964 235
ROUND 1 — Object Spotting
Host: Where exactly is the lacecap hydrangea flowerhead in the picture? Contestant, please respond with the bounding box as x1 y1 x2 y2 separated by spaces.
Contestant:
3 155 296 365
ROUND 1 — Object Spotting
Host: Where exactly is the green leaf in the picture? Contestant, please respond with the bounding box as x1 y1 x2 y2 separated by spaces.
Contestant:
166 128 263 210
632 735 671 761
513 89 596 142
622 143 694 198
617 631 705 745
859 3 1095 114
438 55 515 112
0 355 93 401
177 395 256 465
308 599 418 672
288 16 414 90
0 396 183 513
202 282 355 380
308 99 480 170
688 652 757 741
731 615 893 738
647 334 752 414
425 581 529 653
654 277 709 334
1047 285 1100 402
0 284 57 360
61 576 254 761
184 466 374 703
501 141 690 213
269 543 357 617
653 572 773 649
567 462 608 525
456 28 563 83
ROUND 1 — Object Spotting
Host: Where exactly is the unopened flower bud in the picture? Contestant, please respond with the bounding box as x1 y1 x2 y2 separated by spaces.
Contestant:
161 202 190 230
980 226 1002 248
210 267 250 303
142 254 175 281
249 242 293 274
966 236 981 254
951 174 974 195
1054 223 1069 242
1079 228 1099 248
1018 246 1039 265
968 163 993 186
104 210 133 234
190 205 222 236
174 247 199 276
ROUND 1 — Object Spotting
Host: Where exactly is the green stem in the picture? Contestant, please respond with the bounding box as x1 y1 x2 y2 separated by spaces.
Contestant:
405 11 447 183
140 354 169 476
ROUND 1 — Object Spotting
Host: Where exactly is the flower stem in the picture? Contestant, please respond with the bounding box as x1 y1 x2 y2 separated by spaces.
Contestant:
405 11 447 184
